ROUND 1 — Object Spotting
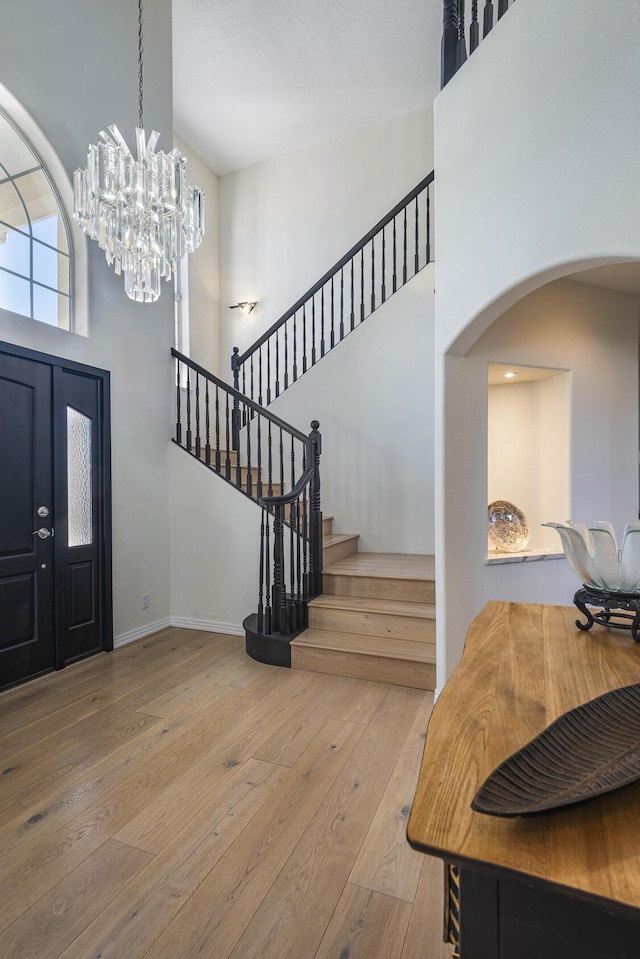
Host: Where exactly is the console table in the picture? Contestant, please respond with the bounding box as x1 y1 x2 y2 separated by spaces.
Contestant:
407 601 640 959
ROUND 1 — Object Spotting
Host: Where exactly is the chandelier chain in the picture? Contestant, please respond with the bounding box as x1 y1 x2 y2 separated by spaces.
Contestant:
138 0 144 129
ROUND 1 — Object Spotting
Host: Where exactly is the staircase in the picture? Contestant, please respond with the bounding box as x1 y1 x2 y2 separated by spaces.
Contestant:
291 517 436 690
172 170 436 691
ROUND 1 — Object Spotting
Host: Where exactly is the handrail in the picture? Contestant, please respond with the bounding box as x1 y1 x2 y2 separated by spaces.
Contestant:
235 171 434 366
172 348 308 444
259 466 314 507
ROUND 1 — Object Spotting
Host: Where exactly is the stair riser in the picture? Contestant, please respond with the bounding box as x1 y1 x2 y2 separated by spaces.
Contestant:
308 606 435 643
291 645 435 690
323 573 435 604
322 517 333 536
323 538 359 567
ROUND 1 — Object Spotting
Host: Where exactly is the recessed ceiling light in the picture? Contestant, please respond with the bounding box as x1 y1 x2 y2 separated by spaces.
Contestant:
503 371 519 378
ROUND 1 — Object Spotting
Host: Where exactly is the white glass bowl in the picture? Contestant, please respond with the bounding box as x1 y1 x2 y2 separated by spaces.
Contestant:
543 521 640 593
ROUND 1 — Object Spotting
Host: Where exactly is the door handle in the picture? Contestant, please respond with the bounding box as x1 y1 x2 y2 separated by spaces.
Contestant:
32 528 52 539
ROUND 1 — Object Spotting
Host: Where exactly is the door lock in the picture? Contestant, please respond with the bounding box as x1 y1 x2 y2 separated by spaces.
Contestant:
32 528 52 539
37 506 50 518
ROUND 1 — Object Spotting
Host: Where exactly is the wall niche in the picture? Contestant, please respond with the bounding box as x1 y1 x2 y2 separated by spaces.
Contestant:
487 363 571 561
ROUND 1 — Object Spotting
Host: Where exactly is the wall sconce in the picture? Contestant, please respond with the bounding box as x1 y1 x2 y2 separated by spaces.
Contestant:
229 301 257 315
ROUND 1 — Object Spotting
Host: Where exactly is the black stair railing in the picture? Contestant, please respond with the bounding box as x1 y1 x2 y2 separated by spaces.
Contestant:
442 0 515 88
173 348 323 636
231 171 434 408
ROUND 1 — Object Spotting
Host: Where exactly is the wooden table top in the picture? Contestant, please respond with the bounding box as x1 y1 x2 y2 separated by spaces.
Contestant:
407 601 640 913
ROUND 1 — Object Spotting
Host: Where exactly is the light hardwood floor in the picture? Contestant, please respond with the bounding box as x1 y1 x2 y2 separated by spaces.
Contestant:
0 627 452 959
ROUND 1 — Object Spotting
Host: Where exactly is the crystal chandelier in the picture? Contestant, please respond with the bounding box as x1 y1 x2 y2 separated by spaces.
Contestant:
73 0 204 303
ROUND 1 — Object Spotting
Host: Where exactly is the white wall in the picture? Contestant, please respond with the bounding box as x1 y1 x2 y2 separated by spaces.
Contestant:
0 0 175 642
434 0 640 687
439 279 638 683
487 373 571 552
219 105 433 366
174 135 221 374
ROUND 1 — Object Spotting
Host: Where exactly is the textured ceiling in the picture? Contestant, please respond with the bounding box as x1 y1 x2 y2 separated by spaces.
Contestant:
172 0 442 175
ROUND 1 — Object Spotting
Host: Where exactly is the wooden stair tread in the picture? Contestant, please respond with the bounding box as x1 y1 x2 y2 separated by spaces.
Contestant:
308 595 436 619
323 533 359 547
291 629 435 663
323 552 435 581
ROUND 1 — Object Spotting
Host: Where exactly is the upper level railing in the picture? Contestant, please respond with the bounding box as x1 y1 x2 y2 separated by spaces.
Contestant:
232 171 434 407
442 0 516 88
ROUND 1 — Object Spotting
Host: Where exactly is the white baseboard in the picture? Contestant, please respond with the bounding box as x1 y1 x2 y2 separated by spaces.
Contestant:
170 617 244 637
114 618 172 648
113 616 244 650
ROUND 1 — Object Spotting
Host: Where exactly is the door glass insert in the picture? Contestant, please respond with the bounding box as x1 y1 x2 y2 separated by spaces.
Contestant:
67 406 92 547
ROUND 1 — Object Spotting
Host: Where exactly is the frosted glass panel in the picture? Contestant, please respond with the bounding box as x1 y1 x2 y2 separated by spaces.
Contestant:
67 406 92 547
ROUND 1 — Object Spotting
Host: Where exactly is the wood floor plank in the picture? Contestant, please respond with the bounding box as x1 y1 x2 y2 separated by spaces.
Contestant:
56 759 286 959
140 718 365 959
332 678 392 725
226 685 424 959
401 855 453 959
114 669 322 852
0 670 295 926
0 839 152 959
314 882 412 959
349 692 433 902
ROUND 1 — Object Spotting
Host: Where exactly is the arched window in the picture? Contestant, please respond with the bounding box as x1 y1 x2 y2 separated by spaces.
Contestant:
0 104 73 330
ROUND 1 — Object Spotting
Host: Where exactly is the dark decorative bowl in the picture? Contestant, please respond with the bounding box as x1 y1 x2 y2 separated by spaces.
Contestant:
472 682 640 817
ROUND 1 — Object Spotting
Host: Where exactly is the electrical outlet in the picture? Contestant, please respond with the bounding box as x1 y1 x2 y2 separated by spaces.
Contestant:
141 593 149 609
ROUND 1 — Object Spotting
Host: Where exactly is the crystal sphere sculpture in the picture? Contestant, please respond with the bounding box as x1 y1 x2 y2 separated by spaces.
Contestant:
488 501 530 552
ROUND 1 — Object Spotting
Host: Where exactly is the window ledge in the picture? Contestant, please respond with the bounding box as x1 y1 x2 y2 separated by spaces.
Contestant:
485 548 565 566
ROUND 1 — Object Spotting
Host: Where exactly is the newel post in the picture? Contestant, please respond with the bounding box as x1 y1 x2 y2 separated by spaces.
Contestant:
231 346 241 450
309 420 323 597
442 0 459 88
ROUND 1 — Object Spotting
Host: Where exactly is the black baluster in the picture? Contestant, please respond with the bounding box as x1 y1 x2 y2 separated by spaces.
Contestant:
457 0 467 70
426 184 432 264
309 421 323 596
339 267 345 341
302 480 309 601
186 365 192 452
264 512 271 635
246 406 252 498
224 391 231 480
470 0 479 51
267 419 273 496
295 495 302 627
284 321 289 390
371 237 376 313
275 329 280 398
231 348 240 450
415 196 420 274
330 276 335 348
256 412 263 500
175 358 182 445
302 304 308 374
195 372 201 459
205 379 211 466
250 355 254 403
258 507 266 633
392 217 398 293
350 258 355 331
497 0 507 18
242 364 246 404
267 341 272 404
236 404 242 488
320 286 325 357
272 504 287 634
311 296 316 366
403 206 408 283
258 347 263 406
483 0 494 36
293 313 298 383
381 226 386 303
288 498 295 633
231 346 240 392
215 385 221 471
442 0 459 88
360 249 365 322
279 427 285 495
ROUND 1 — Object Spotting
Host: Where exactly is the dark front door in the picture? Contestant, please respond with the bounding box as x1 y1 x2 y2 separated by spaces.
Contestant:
0 343 112 690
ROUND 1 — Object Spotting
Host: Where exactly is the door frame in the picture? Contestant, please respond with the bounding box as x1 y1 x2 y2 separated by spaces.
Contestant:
0 340 113 672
